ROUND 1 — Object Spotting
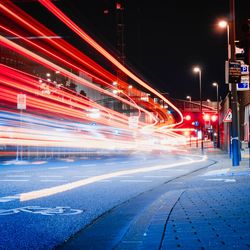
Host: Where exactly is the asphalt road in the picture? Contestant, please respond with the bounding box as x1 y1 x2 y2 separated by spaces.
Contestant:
0 152 212 249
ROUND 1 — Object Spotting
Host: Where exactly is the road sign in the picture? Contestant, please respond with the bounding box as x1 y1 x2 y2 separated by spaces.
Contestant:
223 108 232 122
229 61 241 83
17 94 26 110
237 64 249 91
241 64 249 74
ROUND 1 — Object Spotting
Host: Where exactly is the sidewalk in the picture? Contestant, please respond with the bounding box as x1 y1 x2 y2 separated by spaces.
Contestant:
161 150 250 250
58 150 250 250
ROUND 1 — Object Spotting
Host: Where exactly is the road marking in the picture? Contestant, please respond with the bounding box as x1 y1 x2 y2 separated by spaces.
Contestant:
40 180 67 182
48 166 69 170
121 161 129 164
0 195 20 203
143 175 170 178
80 164 97 167
203 168 230 176
97 180 111 182
224 179 236 182
1 155 206 202
205 178 236 182
120 180 152 183
39 175 63 178
0 179 28 182
31 161 47 165
5 175 30 178
104 162 115 165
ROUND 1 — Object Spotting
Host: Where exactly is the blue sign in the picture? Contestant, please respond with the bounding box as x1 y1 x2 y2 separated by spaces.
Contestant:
194 121 199 127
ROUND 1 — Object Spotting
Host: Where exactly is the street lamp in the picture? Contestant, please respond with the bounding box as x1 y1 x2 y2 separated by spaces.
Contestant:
218 20 230 60
186 95 192 102
212 82 220 148
217 0 240 166
193 66 203 152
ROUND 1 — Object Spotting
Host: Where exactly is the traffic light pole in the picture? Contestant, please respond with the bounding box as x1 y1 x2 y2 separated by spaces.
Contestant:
229 0 240 166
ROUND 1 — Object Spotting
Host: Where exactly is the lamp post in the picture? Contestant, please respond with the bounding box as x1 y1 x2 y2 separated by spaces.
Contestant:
193 66 203 153
212 82 220 148
186 95 192 110
218 20 231 60
186 95 192 102
218 0 240 166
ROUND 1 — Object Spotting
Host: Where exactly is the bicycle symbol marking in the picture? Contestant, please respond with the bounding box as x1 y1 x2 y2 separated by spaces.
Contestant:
0 206 83 216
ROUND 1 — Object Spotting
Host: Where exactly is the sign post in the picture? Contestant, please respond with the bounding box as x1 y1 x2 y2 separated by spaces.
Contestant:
17 94 26 161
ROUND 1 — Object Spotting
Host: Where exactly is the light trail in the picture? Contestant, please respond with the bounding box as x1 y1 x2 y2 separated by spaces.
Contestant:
17 155 207 202
38 0 183 127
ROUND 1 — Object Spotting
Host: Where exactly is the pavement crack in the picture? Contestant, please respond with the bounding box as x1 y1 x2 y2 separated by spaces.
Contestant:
158 190 185 250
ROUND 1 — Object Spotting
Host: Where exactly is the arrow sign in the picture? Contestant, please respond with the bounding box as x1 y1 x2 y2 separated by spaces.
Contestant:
223 108 232 122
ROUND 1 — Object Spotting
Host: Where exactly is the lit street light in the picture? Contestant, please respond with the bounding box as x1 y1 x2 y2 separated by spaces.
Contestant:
186 95 192 102
217 0 240 166
193 66 203 152
218 20 230 59
212 82 220 148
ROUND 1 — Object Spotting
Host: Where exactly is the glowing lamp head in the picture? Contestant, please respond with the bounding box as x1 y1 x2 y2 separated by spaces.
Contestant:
212 82 218 87
218 20 228 28
193 67 200 73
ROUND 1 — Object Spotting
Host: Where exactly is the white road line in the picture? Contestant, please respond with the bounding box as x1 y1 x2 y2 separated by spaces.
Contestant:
39 175 63 178
75 176 90 178
40 180 67 182
121 161 129 164
104 162 115 165
80 164 97 167
97 180 112 182
143 175 170 178
5 175 31 178
48 166 69 170
120 180 152 183
0 179 29 182
0 195 20 203
2 155 206 202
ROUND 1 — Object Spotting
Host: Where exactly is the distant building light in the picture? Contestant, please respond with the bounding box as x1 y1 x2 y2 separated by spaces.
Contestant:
113 81 117 86
113 89 118 94
128 85 133 89
47 78 51 82
46 73 51 77
55 70 60 74
39 79 43 83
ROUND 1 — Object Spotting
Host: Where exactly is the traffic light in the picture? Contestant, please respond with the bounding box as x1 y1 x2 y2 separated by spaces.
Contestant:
185 114 192 121
211 114 218 122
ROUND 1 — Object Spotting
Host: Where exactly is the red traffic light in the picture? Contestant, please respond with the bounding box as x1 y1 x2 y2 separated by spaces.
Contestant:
211 114 218 122
203 113 210 121
185 114 192 121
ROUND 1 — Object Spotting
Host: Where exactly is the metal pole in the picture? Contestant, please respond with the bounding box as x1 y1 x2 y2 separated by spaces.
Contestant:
199 70 204 152
216 85 220 148
229 0 240 166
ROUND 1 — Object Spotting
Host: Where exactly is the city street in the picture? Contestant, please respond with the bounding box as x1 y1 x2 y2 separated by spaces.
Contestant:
0 151 209 249
0 149 249 249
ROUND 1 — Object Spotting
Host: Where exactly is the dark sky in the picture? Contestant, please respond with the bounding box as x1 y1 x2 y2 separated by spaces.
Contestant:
19 0 250 101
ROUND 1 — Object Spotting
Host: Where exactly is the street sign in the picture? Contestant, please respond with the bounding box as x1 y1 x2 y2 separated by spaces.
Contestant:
223 108 232 122
17 94 26 110
229 61 241 83
241 64 249 74
237 64 249 91
237 75 249 91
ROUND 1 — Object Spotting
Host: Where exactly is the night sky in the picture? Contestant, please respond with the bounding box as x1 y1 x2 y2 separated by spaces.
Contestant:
19 0 250 101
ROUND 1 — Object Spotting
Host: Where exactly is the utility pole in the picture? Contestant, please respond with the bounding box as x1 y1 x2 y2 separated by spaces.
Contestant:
229 0 240 166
